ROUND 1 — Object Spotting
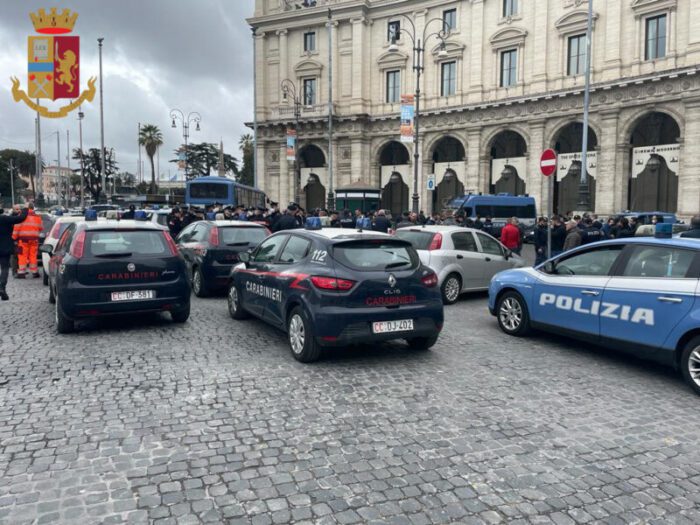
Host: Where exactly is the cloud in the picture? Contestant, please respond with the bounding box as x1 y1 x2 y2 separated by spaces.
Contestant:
0 0 255 179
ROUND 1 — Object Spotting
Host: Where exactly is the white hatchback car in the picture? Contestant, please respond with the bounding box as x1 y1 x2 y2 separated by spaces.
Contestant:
394 225 526 304
41 216 104 285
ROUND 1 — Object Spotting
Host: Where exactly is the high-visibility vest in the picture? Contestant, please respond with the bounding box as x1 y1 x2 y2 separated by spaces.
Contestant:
12 211 42 241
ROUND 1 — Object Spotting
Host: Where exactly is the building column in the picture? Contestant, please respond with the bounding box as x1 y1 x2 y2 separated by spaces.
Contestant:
467 0 484 100
678 99 700 217
277 29 288 86
530 2 548 92
255 32 267 120
350 137 369 186
689 0 700 63
597 111 620 215
280 143 290 206
350 18 366 114
421 155 432 215
466 128 482 193
527 119 546 213
256 141 267 197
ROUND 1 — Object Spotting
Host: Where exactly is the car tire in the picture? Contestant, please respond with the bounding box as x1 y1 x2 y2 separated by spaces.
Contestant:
192 268 208 298
48 282 56 304
496 291 531 336
441 273 462 305
680 336 700 396
42 270 48 286
171 302 190 324
227 284 249 320
287 306 321 363
407 334 439 351
55 296 74 334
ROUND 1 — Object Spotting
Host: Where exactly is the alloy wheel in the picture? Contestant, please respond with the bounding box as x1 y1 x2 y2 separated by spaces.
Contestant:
499 297 522 331
444 277 460 302
289 314 305 355
688 347 700 388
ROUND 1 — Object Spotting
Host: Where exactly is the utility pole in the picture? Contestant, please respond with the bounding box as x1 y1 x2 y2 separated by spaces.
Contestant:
578 0 593 211
66 130 70 206
35 106 42 201
327 8 334 211
8 159 16 207
56 131 62 208
98 37 106 202
138 122 142 183
252 27 258 189
78 106 85 208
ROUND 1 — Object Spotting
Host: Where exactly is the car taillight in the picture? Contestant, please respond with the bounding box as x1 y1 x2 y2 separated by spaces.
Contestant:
428 233 442 251
209 227 219 246
163 231 179 256
310 276 356 291
49 223 61 240
69 231 85 258
421 271 438 288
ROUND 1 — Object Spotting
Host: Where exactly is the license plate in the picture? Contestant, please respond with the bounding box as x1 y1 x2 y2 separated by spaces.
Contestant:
110 290 155 301
372 319 414 334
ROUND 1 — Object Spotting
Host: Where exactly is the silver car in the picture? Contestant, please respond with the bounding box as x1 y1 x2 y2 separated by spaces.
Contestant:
394 225 525 304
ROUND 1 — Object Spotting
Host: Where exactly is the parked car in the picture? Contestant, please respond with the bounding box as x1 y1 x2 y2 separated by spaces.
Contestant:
41 215 103 285
394 225 526 304
176 220 269 297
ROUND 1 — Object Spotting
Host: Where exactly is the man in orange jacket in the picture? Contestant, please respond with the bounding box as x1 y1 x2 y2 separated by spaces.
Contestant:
12 202 42 279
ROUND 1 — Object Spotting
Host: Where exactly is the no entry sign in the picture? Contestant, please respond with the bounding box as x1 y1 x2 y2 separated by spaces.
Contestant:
540 149 557 177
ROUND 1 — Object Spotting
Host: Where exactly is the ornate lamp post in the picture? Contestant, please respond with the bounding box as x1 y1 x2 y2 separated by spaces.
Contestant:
389 15 449 214
281 79 302 205
170 109 201 179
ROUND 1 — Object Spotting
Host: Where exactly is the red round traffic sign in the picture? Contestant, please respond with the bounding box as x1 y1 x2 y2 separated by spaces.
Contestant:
540 149 557 177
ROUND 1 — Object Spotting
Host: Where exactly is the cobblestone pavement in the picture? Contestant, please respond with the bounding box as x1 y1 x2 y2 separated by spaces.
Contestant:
1 273 700 525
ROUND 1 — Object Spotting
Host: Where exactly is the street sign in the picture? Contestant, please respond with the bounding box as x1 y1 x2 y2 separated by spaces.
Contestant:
540 149 557 177
426 175 435 191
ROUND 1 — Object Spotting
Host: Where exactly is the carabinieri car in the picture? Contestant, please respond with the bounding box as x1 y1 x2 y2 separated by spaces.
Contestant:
488 237 700 395
227 226 444 362
42 217 190 333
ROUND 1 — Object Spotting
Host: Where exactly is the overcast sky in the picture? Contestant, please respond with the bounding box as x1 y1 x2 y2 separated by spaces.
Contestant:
0 0 255 181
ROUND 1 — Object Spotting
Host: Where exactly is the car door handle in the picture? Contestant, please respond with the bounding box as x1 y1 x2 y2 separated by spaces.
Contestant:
658 296 683 303
485 257 492 262
581 290 599 296
456 254 464 259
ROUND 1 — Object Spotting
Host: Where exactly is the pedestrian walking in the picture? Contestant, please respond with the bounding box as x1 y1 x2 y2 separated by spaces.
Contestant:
500 217 521 255
0 205 28 300
533 217 548 266
12 203 42 279
372 209 390 233
563 220 582 251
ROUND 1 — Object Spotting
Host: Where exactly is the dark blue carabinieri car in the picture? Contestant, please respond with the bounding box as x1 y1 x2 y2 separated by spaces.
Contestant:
227 226 444 362
43 218 190 333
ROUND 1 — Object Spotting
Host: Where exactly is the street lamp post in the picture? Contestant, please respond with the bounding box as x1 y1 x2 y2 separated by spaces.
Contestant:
280 79 302 205
577 0 594 211
98 37 106 203
389 15 449 214
170 109 201 179
78 106 85 208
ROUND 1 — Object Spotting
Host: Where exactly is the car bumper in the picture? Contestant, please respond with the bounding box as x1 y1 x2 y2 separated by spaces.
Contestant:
59 281 190 319
202 262 234 288
311 302 444 346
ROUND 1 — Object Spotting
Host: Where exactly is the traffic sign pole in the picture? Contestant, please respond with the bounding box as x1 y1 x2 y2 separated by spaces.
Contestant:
540 149 557 261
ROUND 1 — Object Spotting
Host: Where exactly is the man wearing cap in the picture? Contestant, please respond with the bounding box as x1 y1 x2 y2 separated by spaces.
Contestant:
272 205 300 232
0 205 29 300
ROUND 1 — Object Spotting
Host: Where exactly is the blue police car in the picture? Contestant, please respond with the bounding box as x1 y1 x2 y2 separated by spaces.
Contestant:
488 236 700 395
227 225 444 362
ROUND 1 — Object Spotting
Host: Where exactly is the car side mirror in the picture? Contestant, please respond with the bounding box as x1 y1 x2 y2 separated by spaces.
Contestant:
543 261 555 274
238 252 250 263
39 244 53 255
504 249 512 260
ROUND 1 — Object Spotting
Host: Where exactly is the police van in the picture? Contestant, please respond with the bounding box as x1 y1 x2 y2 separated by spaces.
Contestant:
445 194 536 237
488 235 700 395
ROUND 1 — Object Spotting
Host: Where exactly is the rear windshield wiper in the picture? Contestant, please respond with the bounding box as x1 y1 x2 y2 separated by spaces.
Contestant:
94 252 133 258
226 242 250 246
385 261 411 269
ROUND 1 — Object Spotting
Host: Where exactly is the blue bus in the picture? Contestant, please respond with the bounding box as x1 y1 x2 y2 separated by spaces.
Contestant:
185 177 266 208
445 193 537 236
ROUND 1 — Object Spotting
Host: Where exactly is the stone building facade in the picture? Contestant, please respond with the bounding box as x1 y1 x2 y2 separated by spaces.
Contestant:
249 0 700 217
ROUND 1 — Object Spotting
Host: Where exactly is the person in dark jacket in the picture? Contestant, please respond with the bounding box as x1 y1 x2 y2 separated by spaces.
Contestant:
550 216 566 256
122 204 136 220
272 206 301 232
680 215 700 238
533 217 549 266
0 205 29 300
580 218 605 244
615 217 634 238
372 209 390 233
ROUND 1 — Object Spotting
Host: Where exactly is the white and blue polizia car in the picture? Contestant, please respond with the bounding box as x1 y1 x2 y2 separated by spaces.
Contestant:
488 237 700 395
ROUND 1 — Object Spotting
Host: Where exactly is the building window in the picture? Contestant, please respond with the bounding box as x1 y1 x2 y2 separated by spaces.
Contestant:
567 34 587 76
441 61 456 97
645 14 667 60
500 49 517 87
303 78 316 105
386 70 400 103
388 20 400 42
503 0 518 17
443 9 457 31
303 31 316 52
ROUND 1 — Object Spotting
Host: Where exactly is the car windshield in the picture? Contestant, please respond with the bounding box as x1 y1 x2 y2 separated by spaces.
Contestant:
220 226 267 246
332 240 419 271
393 230 436 250
85 230 168 257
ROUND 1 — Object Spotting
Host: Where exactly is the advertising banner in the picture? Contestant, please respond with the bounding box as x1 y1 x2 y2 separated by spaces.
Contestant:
400 94 414 144
557 151 597 181
631 144 680 178
286 129 296 161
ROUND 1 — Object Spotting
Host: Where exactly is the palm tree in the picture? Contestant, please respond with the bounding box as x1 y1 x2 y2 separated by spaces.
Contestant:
138 124 163 193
